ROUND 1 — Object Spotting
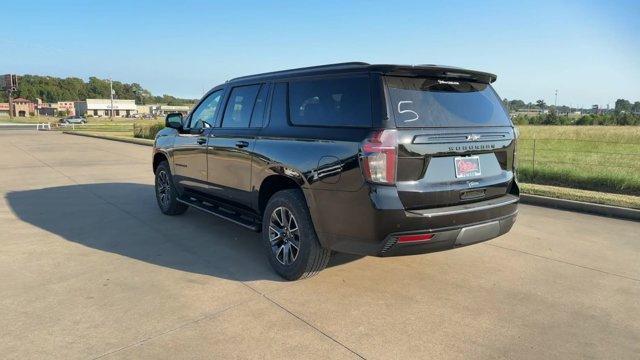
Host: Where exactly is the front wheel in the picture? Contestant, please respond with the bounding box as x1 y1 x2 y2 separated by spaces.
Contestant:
262 189 330 280
155 161 188 215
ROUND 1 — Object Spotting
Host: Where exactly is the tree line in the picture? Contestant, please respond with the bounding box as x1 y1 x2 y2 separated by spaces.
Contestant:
512 112 640 126
503 98 640 113
0 75 196 106
504 98 640 126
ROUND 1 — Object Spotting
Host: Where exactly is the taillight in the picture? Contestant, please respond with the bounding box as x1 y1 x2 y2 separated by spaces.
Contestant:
361 129 397 185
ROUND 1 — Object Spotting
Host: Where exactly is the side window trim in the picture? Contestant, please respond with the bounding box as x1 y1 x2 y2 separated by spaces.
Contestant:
266 81 289 128
262 81 275 128
249 83 272 128
247 84 264 128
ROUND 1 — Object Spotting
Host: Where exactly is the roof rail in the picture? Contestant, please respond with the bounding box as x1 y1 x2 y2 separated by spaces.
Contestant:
228 62 370 82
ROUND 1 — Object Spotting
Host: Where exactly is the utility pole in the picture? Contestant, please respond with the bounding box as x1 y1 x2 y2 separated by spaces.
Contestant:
554 89 558 108
2 74 18 119
7 91 14 119
109 78 114 120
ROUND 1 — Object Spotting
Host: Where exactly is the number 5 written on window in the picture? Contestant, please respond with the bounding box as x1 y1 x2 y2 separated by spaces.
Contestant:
398 101 419 122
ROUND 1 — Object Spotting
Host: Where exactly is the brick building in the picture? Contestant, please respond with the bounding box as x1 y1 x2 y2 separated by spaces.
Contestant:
9 98 36 117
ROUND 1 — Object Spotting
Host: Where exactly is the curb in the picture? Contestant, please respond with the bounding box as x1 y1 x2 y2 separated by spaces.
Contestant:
63 131 154 146
520 194 640 221
0 123 37 130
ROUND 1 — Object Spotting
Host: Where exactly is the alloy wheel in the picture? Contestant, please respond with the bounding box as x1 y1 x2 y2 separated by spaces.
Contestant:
269 206 300 266
156 170 171 208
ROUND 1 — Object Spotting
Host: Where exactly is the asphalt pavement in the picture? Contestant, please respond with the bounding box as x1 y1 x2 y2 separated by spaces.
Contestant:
1 130 638 359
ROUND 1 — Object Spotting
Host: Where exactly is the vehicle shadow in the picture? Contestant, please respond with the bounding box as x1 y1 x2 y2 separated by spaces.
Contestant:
5 183 363 282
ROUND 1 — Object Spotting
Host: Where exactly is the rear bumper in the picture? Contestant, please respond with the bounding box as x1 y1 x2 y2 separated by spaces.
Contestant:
308 185 518 256
378 211 517 256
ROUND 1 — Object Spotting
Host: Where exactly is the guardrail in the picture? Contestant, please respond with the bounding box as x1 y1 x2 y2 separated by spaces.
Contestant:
36 123 51 131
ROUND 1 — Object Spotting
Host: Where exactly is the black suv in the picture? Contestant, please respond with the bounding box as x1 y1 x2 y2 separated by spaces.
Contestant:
152 62 519 280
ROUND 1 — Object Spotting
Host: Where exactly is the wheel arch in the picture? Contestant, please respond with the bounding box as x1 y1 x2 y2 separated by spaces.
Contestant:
257 173 328 248
258 175 302 217
153 151 169 174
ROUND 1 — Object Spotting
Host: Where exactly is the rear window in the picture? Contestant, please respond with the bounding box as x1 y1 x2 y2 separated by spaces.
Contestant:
289 76 371 127
385 76 511 127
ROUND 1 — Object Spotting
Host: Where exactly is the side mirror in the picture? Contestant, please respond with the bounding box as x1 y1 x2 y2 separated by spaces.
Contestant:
165 113 183 130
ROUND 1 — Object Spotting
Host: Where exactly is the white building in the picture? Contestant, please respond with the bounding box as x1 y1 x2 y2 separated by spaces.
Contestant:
75 99 138 117
150 104 191 116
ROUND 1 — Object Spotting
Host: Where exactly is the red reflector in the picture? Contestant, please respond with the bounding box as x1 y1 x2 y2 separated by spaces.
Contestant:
396 233 434 243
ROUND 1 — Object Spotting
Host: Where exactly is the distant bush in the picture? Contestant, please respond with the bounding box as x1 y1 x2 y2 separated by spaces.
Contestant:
133 121 164 139
512 113 640 126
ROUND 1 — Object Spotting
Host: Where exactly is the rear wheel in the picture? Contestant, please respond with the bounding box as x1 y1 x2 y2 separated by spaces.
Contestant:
262 189 330 280
155 161 188 215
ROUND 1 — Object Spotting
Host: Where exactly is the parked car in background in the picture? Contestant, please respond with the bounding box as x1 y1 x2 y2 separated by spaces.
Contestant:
59 116 87 124
152 62 519 280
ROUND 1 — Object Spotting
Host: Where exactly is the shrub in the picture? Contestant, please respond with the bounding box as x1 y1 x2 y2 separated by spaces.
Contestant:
133 121 165 139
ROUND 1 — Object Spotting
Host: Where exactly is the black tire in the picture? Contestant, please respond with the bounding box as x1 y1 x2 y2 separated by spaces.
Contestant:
262 189 331 280
155 161 188 215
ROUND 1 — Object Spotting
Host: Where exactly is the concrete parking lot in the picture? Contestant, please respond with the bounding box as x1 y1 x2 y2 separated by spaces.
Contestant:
1 130 639 359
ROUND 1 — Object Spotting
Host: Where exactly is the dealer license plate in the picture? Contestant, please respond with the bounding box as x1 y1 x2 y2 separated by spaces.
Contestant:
454 156 481 178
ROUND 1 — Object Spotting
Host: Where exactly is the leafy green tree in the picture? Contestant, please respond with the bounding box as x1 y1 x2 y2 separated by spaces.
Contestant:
535 99 547 109
630 101 640 113
614 99 631 113
3 74 195 106
509 99 526 110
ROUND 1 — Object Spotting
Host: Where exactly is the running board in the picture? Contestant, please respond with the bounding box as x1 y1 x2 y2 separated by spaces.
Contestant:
177 197 261 231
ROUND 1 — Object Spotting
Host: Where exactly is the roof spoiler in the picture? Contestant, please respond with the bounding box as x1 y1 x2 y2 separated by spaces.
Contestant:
376 64 497 84
227 62 497 84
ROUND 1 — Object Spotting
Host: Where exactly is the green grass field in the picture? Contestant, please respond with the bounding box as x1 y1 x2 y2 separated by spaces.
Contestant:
516 126 640 196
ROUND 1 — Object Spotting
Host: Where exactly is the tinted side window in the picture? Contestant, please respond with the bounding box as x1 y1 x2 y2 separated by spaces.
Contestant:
250 83 271 128
221 85 261 128
268 82 287 127
190 90 222 129
289 76 371 127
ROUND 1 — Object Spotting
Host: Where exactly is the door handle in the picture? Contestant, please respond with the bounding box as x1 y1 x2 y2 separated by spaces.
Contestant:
197 137 207 145
235 140 249 148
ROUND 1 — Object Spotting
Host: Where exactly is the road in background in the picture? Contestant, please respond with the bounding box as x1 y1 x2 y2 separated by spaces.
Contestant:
1 130 638 359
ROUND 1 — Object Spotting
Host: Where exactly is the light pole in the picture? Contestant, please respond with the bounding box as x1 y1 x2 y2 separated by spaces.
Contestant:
110 78 114 120
554 89 558 109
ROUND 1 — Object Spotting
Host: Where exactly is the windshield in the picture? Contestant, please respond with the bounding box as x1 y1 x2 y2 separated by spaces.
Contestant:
385 76 511 127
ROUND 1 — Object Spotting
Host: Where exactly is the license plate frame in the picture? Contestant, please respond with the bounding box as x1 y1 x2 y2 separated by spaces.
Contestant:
454 156 481 178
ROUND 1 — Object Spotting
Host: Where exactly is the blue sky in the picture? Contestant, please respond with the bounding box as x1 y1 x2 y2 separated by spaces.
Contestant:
1 0 638 107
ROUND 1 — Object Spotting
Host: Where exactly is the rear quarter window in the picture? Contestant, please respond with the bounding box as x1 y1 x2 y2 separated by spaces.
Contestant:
289 75 371 127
